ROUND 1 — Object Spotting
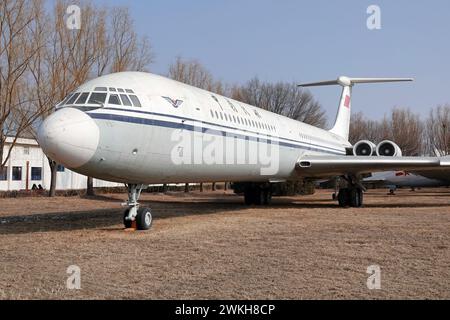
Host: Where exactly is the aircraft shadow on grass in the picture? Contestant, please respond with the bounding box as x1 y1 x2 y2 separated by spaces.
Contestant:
0 194 449 234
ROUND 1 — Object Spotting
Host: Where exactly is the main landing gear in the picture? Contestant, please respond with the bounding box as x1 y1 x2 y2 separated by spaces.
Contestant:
336 175 365 208
123 184 153 230
244 183 272 206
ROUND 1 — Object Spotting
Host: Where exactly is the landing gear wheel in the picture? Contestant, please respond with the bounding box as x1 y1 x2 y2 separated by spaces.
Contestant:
253 189 264 205
350 188 363 208
262 189 272 205
244 189 253 205
123 208 132 228
338 188 350 207
136 207 153 230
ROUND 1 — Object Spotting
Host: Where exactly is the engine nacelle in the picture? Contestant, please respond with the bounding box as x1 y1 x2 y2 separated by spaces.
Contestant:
353 140 377 156
376 140 403 157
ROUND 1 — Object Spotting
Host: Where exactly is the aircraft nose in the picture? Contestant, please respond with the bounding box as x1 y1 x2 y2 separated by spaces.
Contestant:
37 108 100 169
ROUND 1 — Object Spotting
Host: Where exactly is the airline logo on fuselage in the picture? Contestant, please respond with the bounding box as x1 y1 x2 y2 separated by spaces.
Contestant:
163 96 184 108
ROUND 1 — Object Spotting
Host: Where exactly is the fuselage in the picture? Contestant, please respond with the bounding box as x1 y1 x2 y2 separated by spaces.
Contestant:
37 72 351 184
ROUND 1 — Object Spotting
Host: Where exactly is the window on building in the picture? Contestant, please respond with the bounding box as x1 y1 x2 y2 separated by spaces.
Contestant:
31 167 42 181
129 95 141 107
108 94 121 105
117 88 125 92
23 146 30 155
12 166 22 181
0 166 7 180
88 92 107 104
210 110 214 118
57 164 65 172
125 89 134 93
94 87 107 91
109 87 117 92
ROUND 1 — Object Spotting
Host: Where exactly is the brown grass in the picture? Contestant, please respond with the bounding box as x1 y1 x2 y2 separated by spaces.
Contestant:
0 188 449 299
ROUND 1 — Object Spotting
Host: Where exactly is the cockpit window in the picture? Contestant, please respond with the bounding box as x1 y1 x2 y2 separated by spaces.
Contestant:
108 94 121 105
75 92 90 104
120 94 132 106
129 95 141 107
88 92 107 104
66 93 80 104
58 93 74 106
94 87 107 91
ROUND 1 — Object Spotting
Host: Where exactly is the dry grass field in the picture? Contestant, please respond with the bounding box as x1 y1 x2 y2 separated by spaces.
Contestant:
0 188 449 299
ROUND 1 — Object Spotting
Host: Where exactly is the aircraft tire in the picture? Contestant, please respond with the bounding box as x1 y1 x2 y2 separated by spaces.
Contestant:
338 188 350 207
350 188 363 208
244 189 253 205
136 207 153 230
263 189 272 205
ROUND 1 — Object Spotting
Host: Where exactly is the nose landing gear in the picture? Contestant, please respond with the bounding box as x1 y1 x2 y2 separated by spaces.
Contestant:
123 184 153 230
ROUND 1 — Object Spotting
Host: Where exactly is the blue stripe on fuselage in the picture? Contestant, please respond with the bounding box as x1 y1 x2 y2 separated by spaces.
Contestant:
97 107 345 154
88 112 345 156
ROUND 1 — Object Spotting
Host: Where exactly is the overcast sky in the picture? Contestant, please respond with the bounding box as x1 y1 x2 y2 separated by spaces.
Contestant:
92 0 450 123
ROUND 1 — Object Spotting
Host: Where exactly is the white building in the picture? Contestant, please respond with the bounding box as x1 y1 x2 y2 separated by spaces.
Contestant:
0 137 122 191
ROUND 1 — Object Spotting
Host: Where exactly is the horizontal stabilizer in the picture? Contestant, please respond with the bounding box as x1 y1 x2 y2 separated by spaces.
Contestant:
298 76 413 88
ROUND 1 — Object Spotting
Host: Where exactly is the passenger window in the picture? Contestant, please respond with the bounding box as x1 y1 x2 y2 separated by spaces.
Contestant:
108 94 121 105
120 94 132 106
66 93 80 104
75 92 90 104
129 95 141 107
88 92 107 104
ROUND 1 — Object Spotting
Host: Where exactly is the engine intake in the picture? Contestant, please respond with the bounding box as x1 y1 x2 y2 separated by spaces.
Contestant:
376 140 403 157
353 140 376 156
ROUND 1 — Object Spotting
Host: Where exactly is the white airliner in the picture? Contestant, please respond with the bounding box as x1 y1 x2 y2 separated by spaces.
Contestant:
37 72 443 230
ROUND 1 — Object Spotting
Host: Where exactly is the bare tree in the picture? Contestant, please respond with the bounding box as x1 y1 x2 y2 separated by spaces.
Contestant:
389 108 424 156
26 1 154 197
232 78 327 128
110 7 154 73
426 105 450 156
349 108 424 156
168 57 225 94
0 0 50 173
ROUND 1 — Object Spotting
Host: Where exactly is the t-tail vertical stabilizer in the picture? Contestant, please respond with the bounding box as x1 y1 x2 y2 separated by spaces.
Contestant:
298 76 413 141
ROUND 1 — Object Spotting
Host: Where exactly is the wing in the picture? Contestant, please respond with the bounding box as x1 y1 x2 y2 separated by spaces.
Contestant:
295 156 442 178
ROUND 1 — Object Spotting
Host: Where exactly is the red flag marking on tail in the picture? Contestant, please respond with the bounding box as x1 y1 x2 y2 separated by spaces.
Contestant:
344 95 350 108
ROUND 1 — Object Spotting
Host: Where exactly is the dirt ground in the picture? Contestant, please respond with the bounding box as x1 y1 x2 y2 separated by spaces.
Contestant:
0 188 449 300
